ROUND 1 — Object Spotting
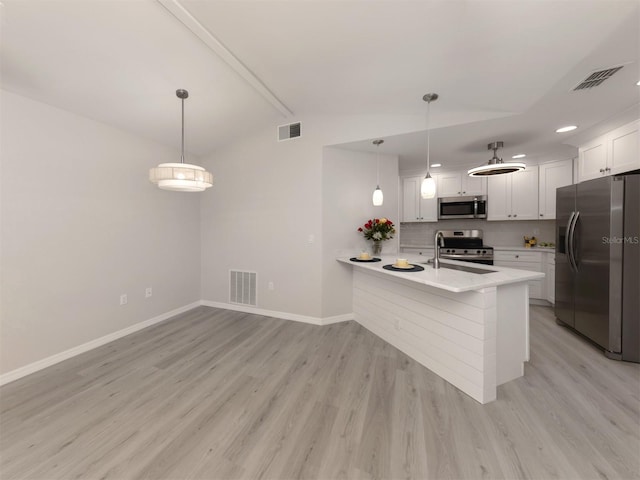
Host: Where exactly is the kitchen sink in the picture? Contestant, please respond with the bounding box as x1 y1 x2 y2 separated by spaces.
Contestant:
420 261 496 274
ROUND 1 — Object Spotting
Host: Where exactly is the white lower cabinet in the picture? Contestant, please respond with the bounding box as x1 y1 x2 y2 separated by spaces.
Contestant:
546 253 555 304
494 250 544 300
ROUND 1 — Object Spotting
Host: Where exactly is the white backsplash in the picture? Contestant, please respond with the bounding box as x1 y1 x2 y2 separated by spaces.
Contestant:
399 219 556 247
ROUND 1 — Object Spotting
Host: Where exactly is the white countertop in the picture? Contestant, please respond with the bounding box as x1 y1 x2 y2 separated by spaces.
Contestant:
338 255 545 293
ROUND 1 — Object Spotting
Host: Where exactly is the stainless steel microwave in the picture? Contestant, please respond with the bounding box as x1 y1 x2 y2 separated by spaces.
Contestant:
438 195 487 219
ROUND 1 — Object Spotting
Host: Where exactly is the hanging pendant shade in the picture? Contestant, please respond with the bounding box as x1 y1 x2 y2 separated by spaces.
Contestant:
149 163 213 192
150 89 213 192
421 172 436 198
372 187 384 206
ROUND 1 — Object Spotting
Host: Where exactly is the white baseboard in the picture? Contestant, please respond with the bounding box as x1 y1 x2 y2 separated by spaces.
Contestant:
530 298 553 306
0 301 354 387
201 300 353 326
0 301 201 387
321 313 355 325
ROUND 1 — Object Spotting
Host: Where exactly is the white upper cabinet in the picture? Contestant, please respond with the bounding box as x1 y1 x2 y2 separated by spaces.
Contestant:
402 175 438 222
487 166 539 220
538 159 573 220
437 172 486 197
578 120 639 182
608 121 639 174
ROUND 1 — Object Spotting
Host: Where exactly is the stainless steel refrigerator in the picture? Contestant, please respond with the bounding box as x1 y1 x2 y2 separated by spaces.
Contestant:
555 173 639 362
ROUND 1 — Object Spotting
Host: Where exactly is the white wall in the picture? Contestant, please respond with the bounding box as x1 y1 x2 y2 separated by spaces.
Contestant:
200 122 324 318
321 147 399 317
199 115 403 321
0 90 202 375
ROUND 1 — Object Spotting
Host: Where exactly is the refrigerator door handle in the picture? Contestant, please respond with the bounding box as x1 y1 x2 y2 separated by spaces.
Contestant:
568 211 580 272
565 211 576 272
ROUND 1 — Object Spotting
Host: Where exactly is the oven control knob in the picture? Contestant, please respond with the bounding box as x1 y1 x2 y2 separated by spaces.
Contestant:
482 250 487 254
476 250 481 254
464 250 468 253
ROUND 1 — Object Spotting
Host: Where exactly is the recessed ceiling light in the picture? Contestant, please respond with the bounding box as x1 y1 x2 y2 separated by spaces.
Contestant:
512 154 526 159
431 163 442 168
556 125 578 133
636 80 640 86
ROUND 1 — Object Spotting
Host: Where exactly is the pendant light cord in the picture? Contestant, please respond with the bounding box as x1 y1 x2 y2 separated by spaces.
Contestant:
427 100 431 176
376 147 380 186
372 139 384 187
422 93 438 177
426 100 431 174
181 96 185 164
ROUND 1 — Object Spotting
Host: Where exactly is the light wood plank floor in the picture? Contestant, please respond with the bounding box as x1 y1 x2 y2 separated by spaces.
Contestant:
1 306 639 480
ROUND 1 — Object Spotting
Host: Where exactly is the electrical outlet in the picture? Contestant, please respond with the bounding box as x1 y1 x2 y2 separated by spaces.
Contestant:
145 287 152 298
307 234 314 244
120 294 128 306
533 228 540 235
268 281 275 291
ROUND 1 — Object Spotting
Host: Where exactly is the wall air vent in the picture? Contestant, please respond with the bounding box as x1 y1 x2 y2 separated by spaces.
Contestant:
573 66 624 90
278 122 301 141
229 270 257 306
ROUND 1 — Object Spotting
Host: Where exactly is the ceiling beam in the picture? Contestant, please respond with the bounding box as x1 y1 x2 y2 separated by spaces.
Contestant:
157 0 294 118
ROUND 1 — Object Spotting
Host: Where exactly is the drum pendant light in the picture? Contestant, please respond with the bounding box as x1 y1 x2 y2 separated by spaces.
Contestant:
420 93 438 199
149 89 213 192
372 139 384 206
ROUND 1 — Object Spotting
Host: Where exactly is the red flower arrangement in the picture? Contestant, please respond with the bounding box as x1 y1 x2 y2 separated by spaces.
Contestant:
357 218 396 241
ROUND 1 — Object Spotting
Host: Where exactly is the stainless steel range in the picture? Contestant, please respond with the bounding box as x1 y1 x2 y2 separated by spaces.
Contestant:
437 230 494 265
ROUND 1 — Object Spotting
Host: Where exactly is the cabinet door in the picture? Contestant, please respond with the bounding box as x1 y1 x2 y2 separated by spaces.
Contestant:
547 254 555 304
495 250 544 300
538 159 573 220
608 120 639 175
437 173 463 197
578 136 607 182
510 167 539 220
402 176 421 222
419 193 438 222
462 175 487 196
487 175 510 220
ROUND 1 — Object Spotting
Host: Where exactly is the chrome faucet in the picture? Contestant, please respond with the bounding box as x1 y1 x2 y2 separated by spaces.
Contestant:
433 230 445 269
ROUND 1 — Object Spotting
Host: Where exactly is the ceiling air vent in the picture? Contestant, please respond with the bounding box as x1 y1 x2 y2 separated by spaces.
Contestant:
278 122 301 141
573 66 624 90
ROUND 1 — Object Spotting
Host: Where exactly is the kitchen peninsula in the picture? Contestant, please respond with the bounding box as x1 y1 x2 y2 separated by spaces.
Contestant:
338 256 544 404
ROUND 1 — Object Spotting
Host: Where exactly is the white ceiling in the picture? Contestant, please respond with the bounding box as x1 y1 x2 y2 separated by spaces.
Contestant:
2 0 639 169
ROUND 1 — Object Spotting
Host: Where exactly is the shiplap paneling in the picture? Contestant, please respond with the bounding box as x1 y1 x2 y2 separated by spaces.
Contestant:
352 269 501 403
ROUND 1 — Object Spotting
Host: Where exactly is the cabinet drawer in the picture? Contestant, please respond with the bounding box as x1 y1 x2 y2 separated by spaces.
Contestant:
494 261 541 272
401 247 434 257
494 250 542 263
